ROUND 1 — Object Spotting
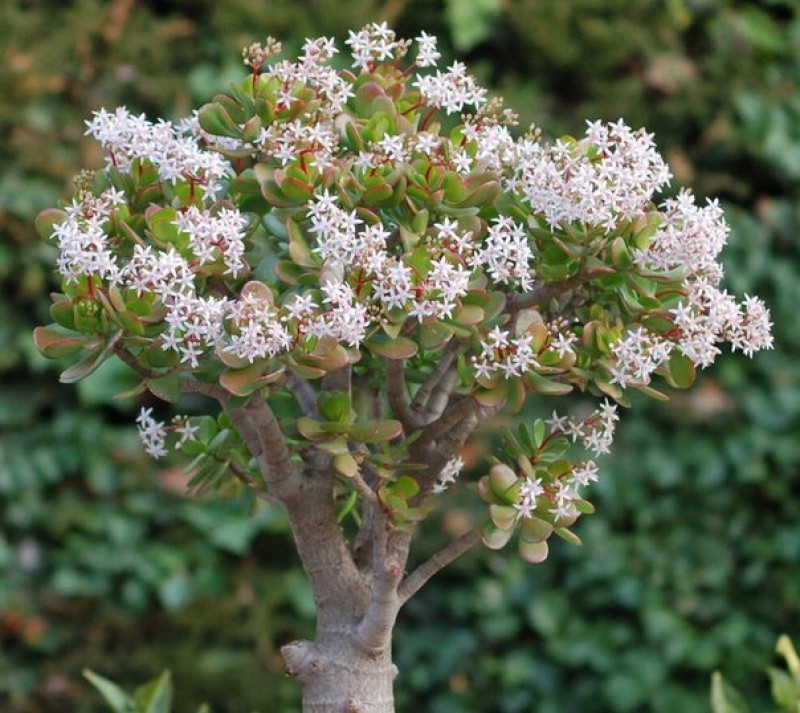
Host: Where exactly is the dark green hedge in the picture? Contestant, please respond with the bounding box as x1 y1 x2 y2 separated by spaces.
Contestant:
1 1 797 711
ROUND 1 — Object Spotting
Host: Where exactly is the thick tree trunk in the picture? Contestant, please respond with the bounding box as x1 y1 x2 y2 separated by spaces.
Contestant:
282 631 396 713
222 388 480 713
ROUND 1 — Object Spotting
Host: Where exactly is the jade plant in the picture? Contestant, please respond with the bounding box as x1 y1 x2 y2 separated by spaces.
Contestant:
34 24 773 712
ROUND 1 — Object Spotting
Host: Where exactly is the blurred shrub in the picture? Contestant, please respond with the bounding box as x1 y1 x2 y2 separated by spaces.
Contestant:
712 635 800 712
1 0 798 711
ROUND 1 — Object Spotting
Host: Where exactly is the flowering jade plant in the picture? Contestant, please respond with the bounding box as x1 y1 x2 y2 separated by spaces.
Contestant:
34 23 773 712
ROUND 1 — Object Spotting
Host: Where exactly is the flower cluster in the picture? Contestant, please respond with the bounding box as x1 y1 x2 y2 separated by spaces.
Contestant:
473 327 538 379
611 189 773 382
257 119 340 169
548 400 620 456
470 216 535 290
84 107 231 198
54 188 125 283
136 407 168 458
136 408 198 459
510 119 672 231
304 278 370 347
37 24 774 540
268 37 354 117
513 403 617 521
225 287 293 362
173 206 249 277
414 61 488 114
306 192 472 323
345 22 404 71
431 457 464 494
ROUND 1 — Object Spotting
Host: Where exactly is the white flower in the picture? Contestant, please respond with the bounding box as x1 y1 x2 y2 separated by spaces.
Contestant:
473 328 540 380
345 22 399 70
470 216 535 290
173 417 200 448
85 107 232 199
549 331 577 358
415 31 441 67
174 206 248 277
413 61 487 114
510 119 671 231
136 407 168 459
571 461 599 488
432 456 464 494
514 477 545 518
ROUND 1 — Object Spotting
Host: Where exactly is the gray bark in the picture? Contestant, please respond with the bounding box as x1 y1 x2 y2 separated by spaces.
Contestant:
183 369 485 712
283 633 397 712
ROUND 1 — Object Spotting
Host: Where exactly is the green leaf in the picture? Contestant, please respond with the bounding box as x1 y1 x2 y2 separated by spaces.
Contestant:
667 352 696 389
489 464 519 503
49 299 77 330
442 171 467 203
60 334 118 384
776 635 800 680
452 303 484 326
554 527 582 546
533 419 546 448
391 475 420 499
767 667 799 710
418 323 453 350
489 504 518 531
480 521 513 550
113 380 148 401
336 490 358 522
291 362 327 380
287 218 318 268
219 361 270 397
520 516 553 543
345 420 403 443
317 436 350 456
281 176 314 203
197 102 240 138
363 182 393 205
474 383 508 408
333 452 359 477
364 334 418 359
83 670 136 713
34 207 68 240
318 390 352 423
519 538 549 564
457 178 501 208
526 371 573 396
297 417 327 441
711 672 751 713
146 372 182 403
133 670 173 713
33 325 88 359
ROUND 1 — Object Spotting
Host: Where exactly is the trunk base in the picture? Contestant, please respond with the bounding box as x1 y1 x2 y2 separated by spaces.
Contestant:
283 638 397 713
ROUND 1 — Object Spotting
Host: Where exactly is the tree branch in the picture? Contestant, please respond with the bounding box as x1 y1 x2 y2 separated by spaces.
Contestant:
414 406 486 497
322 364 351 394
113 343 160 379
230 394 366 617
238 396 296 490
181 378 230 402
506 268 606 316
355 508 402 653
398 529 481 604
414 394 476 448
423 367 458 421
287 372 319 418
410 339 459 414
352 465 381 570
387 358 423 430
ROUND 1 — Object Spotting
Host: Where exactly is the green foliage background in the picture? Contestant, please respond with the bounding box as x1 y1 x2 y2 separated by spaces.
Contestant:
1 1 797 711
